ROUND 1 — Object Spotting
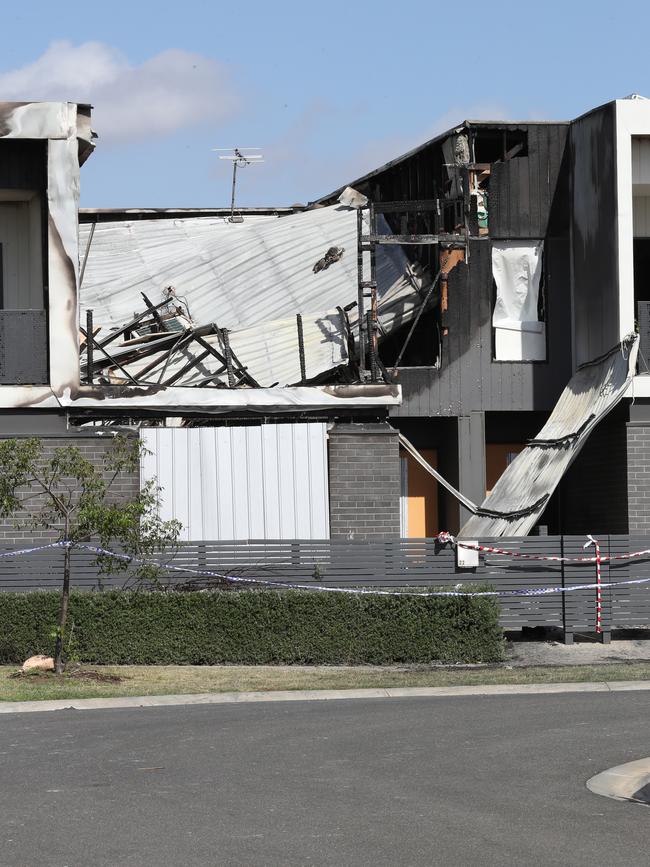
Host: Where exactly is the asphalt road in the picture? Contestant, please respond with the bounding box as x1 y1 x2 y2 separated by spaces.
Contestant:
1 692 649 866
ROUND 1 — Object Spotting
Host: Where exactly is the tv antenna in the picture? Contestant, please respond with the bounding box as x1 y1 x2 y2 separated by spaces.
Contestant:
213 148 264 223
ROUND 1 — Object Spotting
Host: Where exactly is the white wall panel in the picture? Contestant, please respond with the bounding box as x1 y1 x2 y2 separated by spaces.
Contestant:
141 423 329 541
633 196 650 236
632 137 650 185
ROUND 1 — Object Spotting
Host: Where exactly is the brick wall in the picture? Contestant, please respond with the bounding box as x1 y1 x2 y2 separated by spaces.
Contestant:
328 422 400 539
626 422 650 533
560 410 629 535
0 436 139 544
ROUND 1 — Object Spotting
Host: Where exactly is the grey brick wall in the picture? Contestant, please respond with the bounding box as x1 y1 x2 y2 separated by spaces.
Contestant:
560 411 629 535
0 436 139 544
328 422 400 539
627 422 650 533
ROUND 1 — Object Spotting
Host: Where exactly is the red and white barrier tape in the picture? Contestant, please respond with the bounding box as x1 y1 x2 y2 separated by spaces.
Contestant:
437 532 650 565
584 535 603 634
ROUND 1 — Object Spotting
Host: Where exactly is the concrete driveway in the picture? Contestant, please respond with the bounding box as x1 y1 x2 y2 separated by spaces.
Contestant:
1 692 649 866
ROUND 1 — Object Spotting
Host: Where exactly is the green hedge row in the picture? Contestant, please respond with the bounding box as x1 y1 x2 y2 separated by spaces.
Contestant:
0 589 504 665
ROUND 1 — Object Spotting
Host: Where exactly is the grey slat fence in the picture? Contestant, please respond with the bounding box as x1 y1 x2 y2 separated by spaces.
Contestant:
0 536 649 641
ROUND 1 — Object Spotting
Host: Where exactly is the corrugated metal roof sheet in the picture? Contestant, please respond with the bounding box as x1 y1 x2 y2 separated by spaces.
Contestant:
460 336 639 537
79 205 423 385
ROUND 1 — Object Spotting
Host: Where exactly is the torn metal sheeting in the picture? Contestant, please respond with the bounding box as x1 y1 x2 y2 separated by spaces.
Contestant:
460 335 639 537
79 204 427 387
58 383 401 414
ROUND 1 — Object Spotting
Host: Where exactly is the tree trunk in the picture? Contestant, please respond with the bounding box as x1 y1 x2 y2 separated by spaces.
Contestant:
54 541 71 675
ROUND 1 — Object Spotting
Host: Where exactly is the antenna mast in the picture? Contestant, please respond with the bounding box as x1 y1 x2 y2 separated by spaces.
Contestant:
213 148 264 223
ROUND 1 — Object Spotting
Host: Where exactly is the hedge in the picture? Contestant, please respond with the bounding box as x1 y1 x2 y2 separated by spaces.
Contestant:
0 589 504 666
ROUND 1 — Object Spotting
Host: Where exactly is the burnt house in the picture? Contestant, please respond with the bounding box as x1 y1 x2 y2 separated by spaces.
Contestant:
315 96 649 539
0 96 649 542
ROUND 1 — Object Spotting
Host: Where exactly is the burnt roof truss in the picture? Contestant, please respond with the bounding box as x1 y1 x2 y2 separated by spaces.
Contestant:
357 199 467 381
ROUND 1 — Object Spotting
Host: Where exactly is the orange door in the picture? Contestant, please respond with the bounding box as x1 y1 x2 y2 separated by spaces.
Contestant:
485 443 525 495
401 448 439 537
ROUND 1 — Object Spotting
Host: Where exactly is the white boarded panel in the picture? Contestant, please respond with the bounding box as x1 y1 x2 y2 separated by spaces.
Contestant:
199 429 217 539
216 428 235 540
277 423 298 537
632 138 650 185
245 426 265 538
186 428 203 540
261 425 281 537
140 423 329 540
633 196 650 237
308 422 329 536
172 430 189 539
292 426 311 538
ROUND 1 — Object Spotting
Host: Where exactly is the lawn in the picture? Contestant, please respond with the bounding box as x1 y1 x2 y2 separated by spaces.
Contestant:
2 662 650 702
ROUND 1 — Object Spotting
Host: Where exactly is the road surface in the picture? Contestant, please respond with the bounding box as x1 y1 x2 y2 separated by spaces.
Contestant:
1 692 649 865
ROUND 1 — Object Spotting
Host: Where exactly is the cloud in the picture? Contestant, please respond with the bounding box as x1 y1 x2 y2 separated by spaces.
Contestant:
0 41 237 143
244 100 517 204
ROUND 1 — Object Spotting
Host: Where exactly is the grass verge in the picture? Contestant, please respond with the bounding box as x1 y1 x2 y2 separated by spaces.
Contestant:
2 662 650 703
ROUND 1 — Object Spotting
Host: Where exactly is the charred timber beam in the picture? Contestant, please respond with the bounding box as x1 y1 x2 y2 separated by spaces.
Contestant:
141 291 168 332
224 339 260 388
362 233 467 246
220 328 236 387
195 329 259 388
372 199 439 213
88 325 225 376
368 200 379 383
161 349 213 387
85 309 94 384
296 314 307 383
367 311 378 383
155 332 194 384
97 298 172 348
356 209 366 378
79 327 142 386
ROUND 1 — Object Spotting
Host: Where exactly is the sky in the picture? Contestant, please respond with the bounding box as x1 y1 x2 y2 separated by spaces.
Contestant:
1 0 649 208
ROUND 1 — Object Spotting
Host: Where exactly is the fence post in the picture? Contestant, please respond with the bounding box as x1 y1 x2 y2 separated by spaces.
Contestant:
601 535 612 644
561 535 574 644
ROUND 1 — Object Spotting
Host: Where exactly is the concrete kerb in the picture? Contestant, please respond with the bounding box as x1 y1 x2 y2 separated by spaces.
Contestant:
2 679 650 714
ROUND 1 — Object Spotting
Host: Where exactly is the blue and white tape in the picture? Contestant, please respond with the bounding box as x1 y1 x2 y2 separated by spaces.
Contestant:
71 542 650 599
3 539 650 599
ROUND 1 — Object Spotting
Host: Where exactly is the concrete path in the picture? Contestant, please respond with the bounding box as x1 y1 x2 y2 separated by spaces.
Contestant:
2 692 650 866
508 635 650 666
2 678 650 714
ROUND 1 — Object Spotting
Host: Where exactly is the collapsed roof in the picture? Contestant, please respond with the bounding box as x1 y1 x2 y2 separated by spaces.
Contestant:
79 202 428 390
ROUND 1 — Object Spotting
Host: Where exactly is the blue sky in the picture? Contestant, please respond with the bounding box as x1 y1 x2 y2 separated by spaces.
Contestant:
1 0 648 207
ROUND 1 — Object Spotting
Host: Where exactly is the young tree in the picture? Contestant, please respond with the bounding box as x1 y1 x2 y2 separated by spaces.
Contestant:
0 435 181 673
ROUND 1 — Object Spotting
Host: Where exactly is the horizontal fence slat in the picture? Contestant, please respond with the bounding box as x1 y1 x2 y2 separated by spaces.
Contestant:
0 536 648 633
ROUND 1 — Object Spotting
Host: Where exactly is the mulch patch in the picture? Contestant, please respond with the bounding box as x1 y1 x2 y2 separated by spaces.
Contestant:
8 668 123 683
67 669 123 683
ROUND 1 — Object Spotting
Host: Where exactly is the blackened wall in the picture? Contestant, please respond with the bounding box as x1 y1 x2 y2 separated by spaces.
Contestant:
328 422 400 539
390 236 572 417
0 435 139 544
489 124 569 239
571 103 620 365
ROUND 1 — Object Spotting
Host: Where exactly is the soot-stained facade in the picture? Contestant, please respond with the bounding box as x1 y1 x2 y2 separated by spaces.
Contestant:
318 96 650 537
3 96 650 540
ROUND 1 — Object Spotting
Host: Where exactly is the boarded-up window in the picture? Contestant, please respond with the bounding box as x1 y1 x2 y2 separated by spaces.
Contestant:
492 241 546 361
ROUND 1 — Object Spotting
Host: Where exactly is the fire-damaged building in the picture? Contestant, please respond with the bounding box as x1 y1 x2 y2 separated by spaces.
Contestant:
0 95 649 542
